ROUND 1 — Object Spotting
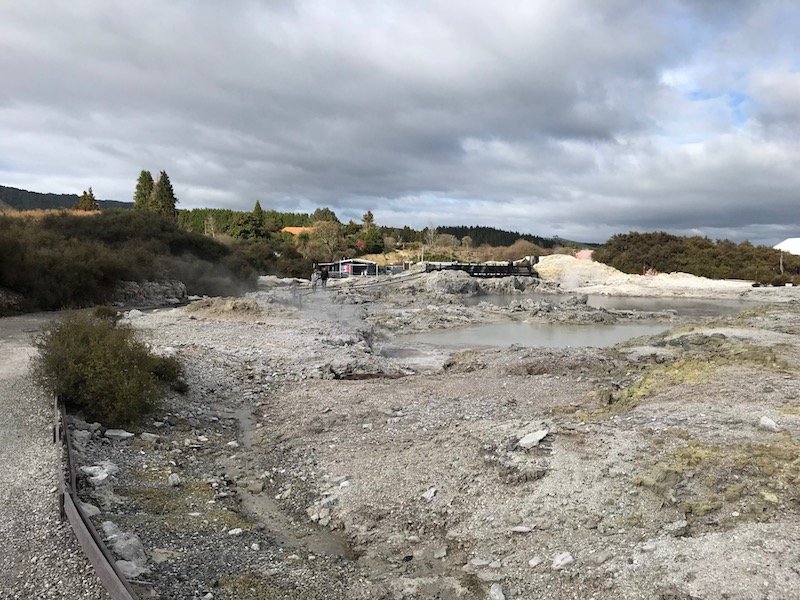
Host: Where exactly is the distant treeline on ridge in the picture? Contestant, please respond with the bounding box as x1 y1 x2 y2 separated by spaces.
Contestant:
437 225 561 249
0 184 130 211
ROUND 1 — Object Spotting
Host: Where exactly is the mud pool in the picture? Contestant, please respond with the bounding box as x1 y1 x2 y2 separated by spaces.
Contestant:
399 320 667 348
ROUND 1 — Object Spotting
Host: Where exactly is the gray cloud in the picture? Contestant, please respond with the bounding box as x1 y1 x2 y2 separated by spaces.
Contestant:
1 0 799 244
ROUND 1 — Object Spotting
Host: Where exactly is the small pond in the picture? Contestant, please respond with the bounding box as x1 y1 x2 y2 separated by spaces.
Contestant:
401 321 667 349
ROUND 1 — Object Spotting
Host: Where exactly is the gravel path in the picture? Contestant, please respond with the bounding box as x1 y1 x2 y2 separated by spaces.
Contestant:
0 314 108 600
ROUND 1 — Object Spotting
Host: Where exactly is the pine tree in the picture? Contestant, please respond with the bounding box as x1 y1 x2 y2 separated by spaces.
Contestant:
149 171 178 221
74 187 99 211
253 200 264 221
362 210 375 231
133 170 154 210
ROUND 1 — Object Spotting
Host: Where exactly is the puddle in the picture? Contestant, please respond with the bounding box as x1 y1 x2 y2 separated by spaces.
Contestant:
401 321 667 349
232 406 353 559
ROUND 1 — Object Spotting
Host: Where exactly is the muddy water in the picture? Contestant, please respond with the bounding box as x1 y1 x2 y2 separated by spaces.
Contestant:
401 321 667 349
232 405 353 559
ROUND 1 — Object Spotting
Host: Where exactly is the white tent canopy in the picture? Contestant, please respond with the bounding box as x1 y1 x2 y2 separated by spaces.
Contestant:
774 238 800 256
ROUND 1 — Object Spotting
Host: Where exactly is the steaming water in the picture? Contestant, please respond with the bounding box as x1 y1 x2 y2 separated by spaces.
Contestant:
401 321 666 349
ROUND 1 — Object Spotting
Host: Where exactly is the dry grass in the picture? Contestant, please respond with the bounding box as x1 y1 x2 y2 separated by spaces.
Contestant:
634 434 800 522
121 475 251 533
0 208 100 219
595 340 790 416
219 573 324 600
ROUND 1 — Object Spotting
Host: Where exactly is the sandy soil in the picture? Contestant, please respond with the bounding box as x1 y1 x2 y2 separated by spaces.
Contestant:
535 255 800 303
34 264 800 599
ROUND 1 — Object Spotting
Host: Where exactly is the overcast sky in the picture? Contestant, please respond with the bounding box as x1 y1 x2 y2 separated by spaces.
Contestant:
2 1 799 244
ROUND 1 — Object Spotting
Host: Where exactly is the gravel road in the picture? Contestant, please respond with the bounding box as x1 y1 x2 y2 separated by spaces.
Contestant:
0 313 108 600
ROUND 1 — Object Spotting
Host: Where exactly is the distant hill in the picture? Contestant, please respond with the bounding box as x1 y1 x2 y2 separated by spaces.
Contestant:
437 225 596 249
0 184 131 211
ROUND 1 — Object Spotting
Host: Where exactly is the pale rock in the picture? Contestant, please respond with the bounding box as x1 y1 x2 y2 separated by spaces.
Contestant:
422 486 437 502
226 441 240 448
665 519 688 537
115 560 148 579
140 432 159 443
489 583 506 600
167 473 181 487
433 547 447 559
477 571 504 582
102 521 120 538
228 528 243 536
518 429 549 449
470 558 491 567
109 532 147 564
552 552 574 570
104 429 134 442
592 551 612 565
528 556 543 568
511 525 532 534
80 461 119 486
79 501 101 517
759 416 780 432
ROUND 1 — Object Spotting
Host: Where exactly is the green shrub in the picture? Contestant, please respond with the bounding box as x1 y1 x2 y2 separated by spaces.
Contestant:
92 305 121 323
32 313 181 426
0 211 257 311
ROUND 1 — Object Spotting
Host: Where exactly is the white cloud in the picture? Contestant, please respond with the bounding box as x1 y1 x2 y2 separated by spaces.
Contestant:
1 0 799 244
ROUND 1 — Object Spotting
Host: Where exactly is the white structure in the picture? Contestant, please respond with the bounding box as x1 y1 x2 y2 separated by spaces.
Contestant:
319 258 378 277
774 238 800 256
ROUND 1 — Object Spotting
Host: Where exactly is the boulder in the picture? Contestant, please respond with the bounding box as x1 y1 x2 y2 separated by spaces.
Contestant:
104 429 134 442
113 280 187 307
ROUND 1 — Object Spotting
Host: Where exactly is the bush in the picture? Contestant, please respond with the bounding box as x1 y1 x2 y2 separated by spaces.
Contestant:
92 305 121 323
0 211 256 311
32 313 181 426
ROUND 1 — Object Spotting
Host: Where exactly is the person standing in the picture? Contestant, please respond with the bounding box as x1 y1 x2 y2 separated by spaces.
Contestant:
311 269 320 291
320 267 329 289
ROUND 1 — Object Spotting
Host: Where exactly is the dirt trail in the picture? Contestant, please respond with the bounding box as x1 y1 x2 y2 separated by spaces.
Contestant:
0 313 108 599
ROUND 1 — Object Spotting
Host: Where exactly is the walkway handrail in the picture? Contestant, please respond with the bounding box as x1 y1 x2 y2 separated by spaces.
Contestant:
55 397 140 600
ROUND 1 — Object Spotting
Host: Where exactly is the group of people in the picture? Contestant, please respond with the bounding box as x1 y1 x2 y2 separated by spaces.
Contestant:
310 266 329 291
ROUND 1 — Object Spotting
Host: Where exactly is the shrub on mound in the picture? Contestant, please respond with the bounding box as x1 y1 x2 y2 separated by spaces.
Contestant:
33 313 181 426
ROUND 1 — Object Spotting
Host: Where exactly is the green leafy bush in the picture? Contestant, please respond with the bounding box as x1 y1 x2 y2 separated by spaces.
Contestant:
33 313 181 426
594 232 800 284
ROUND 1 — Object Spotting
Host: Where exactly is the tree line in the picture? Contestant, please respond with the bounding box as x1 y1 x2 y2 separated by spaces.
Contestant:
593 231 800 285
437 225 559 249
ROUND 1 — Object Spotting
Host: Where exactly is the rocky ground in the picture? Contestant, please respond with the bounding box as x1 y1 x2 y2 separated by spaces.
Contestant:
6 259 800 599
